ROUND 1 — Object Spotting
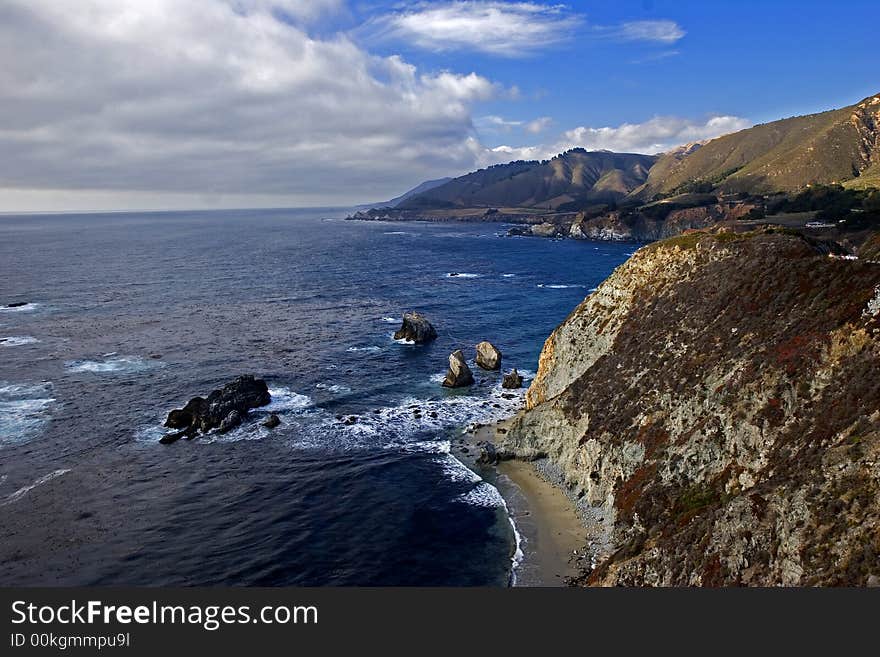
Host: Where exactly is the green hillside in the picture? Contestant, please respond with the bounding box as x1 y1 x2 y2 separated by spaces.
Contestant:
399 149 657 210
639 93 880 197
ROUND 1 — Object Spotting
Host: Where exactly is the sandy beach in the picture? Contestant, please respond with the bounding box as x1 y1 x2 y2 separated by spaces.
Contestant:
455 418 588 586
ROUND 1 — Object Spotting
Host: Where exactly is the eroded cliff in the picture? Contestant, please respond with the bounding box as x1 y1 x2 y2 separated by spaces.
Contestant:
502 229 880 585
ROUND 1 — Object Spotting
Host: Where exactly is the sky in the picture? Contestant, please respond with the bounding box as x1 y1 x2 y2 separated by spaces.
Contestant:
0 0 877 212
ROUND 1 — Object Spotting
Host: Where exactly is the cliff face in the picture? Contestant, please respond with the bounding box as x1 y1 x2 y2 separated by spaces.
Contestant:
502 230 880 586
569 203 757 242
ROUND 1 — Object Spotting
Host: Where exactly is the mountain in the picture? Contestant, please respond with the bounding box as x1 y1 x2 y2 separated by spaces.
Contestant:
399 149 658 210
637 93 880 198
383 177 453 207
500 228 880 585
355 177 452 210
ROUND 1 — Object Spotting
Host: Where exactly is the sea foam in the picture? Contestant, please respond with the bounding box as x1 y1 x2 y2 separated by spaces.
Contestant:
0 382 55 447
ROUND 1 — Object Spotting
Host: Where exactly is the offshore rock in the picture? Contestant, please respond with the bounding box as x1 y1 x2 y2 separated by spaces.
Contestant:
442 350 475 388
393 311 437 344
502 369 524 389
161 375 271 443
475 341 502 370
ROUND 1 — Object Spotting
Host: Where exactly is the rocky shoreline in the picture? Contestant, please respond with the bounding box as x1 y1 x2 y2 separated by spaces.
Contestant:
497 228 880 586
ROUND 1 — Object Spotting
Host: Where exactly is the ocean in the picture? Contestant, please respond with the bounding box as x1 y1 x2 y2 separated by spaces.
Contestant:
0 209 633 586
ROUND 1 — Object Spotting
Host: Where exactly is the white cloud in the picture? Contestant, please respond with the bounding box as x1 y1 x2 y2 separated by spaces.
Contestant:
231 0 345 23
361 3 686 56
0 0 501 208
475 115 750 166
560 115 750 153
361 1 583 57
524 116 553 134
611 20 686 44
476 115 553 134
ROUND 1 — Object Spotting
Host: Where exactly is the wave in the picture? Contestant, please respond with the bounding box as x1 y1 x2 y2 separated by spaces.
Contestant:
443 452 524 583
0 336 40 347
66 356 162 374
445 272 482 278
537 283 585 289
315 382 352 394
383 231 409 235
0 302 39 313
380 317 398 323
346 346 382 353
501 273 516 278
0 382 55 447
1 468 71 506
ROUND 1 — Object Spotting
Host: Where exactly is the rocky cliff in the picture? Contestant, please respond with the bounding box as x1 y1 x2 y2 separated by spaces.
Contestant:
501 229 880 586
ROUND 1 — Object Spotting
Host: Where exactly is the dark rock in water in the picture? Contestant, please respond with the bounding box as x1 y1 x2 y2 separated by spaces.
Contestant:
476 442 498 465
161 375 271 442
502 369 524 389
218 410 243 434
442 350 474 388
394 311 437 344
475 341 502 370
6 301 28 308
262 413 281 429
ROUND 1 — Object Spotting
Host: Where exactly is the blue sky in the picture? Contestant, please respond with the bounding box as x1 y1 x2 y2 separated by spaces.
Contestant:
0 0 877 211
345 0 879 141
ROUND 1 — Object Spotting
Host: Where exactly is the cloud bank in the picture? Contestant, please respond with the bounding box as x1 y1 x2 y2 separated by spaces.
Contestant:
0 0 498 207
0 1 739 211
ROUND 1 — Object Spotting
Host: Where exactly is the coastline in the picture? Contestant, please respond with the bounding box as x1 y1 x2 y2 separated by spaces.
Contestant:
455 418 589 587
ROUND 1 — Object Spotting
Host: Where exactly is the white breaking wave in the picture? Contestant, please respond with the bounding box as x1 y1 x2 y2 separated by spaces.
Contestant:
537 283 585 289
444 453 524 584
1 469 70 506
0 336 40 346
316 382 352 394
0 382 55 447
0 302 39 313
346 346 382 353
381 317 398 323
445 272 482 279
66 356 161 374
501 273 516 278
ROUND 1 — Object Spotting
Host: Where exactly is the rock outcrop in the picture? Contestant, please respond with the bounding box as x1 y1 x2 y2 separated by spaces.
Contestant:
442 350 475 388
161 375 272 443
502 369 523 389
502 229 880 586
394 311 437 344
475 341 502 370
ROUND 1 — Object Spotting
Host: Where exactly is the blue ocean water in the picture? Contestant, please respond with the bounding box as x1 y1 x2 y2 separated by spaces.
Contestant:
0 209 634 585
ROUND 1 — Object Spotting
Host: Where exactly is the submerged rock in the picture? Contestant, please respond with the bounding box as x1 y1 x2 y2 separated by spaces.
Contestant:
262 413 281 429
5 301 29 308
502 369 523 389
160 375 271 444
393 311 437 344
476 441 498 465
442 350 474 388
475 341 502 371
218 410 243 434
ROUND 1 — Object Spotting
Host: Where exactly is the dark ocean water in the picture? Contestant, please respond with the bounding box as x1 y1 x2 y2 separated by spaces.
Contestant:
0 209 633 586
